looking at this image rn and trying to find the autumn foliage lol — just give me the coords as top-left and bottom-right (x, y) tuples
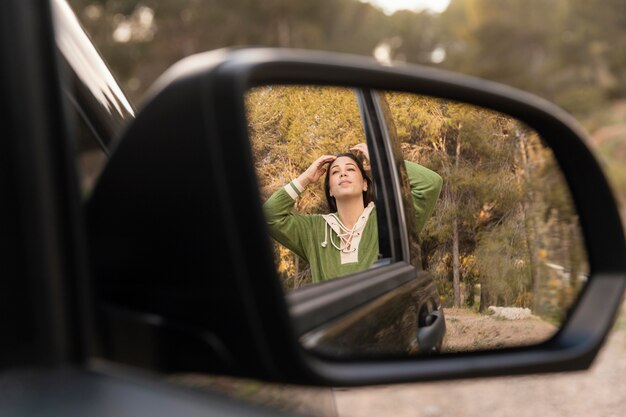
(247, 86), (586, 321)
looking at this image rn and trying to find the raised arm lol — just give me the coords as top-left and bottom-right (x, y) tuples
(263, 155), (336, 261)
(404, 160), (443, 234)
(351, 143), (441, 234)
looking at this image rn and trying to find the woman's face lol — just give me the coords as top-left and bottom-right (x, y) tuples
(328, 156), (366, 202)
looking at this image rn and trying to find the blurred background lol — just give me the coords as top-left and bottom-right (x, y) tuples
(69, 0), (626, 215)
(67, 0), (626, 415)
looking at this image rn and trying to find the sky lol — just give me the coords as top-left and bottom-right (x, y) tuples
(361, 0), (451, 14)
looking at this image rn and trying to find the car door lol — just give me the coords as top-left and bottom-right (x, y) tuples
(286, 87), (445, 357)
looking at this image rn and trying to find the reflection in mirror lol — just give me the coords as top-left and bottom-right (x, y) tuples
(246, 85), (588, 357)
(246, 86), (423, 290)
(383, 91), (588, 352)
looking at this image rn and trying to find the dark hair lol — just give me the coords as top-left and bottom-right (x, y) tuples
(324, 152), (374, 212)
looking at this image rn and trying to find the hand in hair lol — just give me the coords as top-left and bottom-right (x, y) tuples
(350, 143), (370, 171)
(297, 155), (336, 187)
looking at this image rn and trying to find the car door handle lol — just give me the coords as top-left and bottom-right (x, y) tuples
(418, 311), (446, 353)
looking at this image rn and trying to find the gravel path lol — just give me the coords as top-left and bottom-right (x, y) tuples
(335, 308), (626, 417)
(442, 308), (557, 352)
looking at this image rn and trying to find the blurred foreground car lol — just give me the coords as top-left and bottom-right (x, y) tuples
(1, 0), (625, 416)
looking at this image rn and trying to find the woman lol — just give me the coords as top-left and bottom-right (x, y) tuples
(263, 143), (442, 283)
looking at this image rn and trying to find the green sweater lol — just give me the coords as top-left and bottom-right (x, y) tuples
(263, 161), (442, 283)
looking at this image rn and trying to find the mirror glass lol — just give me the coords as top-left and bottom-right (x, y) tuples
(246, 85), (588, 356)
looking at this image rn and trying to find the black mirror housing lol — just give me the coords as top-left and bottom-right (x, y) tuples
(86, 48), (626, 386)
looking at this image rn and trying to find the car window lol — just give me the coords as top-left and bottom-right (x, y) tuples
(54, 0), (135, 196)
(373, 91), (443, 271)
(246, 85), (394, 290)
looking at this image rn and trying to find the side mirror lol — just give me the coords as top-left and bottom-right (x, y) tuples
(86, 48), (626, 386)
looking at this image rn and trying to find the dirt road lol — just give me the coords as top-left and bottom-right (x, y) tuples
(442, 307), (557, 352)
(335, 305), (626, 417)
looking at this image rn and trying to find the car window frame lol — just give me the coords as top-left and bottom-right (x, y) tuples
(370, 89), (426, 270)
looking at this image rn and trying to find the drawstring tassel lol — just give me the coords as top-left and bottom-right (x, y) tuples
(321, 215), (362, 253)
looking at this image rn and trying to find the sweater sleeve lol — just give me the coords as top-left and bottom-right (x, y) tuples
(404, 160), (443, 234)
(262, 180), (312, 261)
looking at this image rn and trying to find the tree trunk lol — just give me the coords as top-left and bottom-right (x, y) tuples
(479, 283), (489, 313)
(452, 134), (462, 308)
(518, 133), (542, 311)
(569, 221), (585, 292)
(452, 218), (461, 307)
(521, 200), (542, 308)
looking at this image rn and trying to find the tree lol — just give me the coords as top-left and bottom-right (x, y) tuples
(385, 91), (585, 318)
